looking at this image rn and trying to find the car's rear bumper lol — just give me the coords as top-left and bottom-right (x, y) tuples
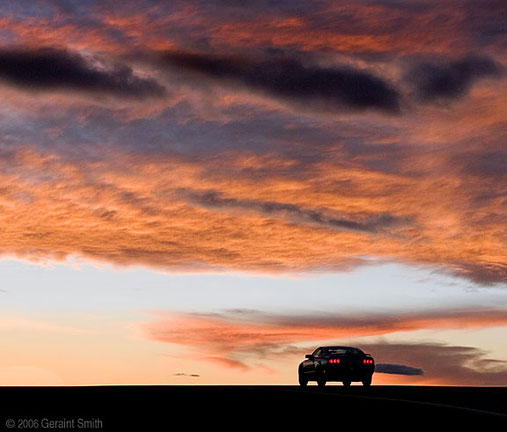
(321, 365), (374, 381)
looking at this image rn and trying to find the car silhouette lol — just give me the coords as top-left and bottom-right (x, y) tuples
(298, 346), (374, 387)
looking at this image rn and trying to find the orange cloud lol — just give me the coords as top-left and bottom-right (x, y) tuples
(1, 1), (502, 60)
(140, 308), (507, 362)
(0, 2), (503, 285)
(0, 136), (504, 285)
(205, 356), (250, 371)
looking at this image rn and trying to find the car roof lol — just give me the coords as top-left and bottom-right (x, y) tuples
(319, 346), (358, 350)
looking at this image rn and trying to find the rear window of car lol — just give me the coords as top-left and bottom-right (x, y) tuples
(325, 348), (362, 355)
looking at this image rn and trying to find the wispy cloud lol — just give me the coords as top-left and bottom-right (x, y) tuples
(177, 187), (412, 235)
(204, 356), (250, 371)
(375, 363), (424, 376)
(0, 144), (503, 284)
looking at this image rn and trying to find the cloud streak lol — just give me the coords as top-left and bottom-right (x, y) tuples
(161, 50), (401, 113)
(375, 363), (424, 376)
(0, 47), (166, 99)
(177, 188), (412, 235)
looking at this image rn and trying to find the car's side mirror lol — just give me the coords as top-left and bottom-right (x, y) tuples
(305, 354), (313, 359)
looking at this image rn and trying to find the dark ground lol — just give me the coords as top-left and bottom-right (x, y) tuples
(0, 385), (506, 430)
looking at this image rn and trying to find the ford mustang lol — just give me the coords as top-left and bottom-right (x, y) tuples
(298, 346), (374, 387)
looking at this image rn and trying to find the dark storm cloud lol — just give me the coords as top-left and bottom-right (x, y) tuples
(406, 54), (504, 102)
(0, 47), (166, 99)
(160, 51), (401, 113)
(177, 188), (411, 234)
(375, 363), (424, 375)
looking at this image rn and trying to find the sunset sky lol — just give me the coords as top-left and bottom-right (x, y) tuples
(0, 0), (506, 386)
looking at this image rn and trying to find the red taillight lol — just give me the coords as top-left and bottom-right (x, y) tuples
(363, 359), (373, 364)
(329, 359), (340, 364)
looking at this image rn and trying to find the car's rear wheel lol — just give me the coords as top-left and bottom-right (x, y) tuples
(362, 376), (372, 387)
(342, 380), (351, 388)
